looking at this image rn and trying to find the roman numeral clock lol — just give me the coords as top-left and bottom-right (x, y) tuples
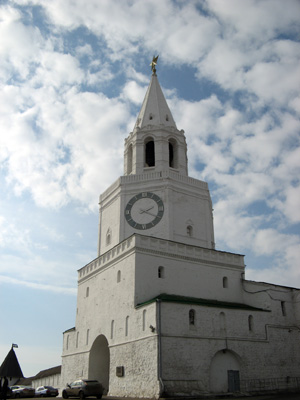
(124, 192), (164, 230)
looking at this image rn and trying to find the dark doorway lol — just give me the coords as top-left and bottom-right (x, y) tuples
(228, 370), (240, 392)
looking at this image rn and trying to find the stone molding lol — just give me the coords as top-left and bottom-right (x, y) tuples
(78, 234), (244, 283)
(100, 170), (208, 202)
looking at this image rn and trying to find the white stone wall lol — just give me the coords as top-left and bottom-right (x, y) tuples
(109, 336), (160, 398)
(31, 374), (61, 390)
(134, 237), (244, 306)
(159, 300), (300, 396)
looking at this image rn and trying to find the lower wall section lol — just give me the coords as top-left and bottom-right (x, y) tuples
(109, 336), (160, 398)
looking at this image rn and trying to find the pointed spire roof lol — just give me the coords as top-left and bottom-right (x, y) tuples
(135, 73), (177, 130)
(0, 348), (24, 378)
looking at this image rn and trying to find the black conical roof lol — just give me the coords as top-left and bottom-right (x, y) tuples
(0, 348), (24, 378)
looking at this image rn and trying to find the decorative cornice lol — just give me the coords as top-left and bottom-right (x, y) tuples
(78, 234), (244, 283)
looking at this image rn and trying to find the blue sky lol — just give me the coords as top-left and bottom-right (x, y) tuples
(1, 0), (300, 378)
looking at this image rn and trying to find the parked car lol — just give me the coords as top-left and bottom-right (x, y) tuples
(10, 386), (35, 398)
(35, 386), (58, 397)
(62, 379), (103, 399)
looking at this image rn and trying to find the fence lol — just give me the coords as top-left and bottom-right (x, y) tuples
(240, 376), (300, 394)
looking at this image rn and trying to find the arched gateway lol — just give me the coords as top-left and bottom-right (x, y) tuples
(88, 335), (110, 394)
(210, 349), (241, 393)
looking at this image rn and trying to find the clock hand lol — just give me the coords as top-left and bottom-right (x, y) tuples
(139, 206), (154, 214)
(141, 210), (157, 217)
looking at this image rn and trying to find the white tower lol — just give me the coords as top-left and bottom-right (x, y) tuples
(97, 70), (215, 256)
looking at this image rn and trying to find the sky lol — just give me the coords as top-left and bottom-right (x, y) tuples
(0, 0), (300, 378)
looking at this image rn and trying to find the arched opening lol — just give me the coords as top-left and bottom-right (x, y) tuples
(117, 270), (121, 283)
(126, 144), (133, 175)
(187, 225), (193, 237)
(111, 320), (114, 339)
(210, 350), (241, 393)
(168, 139), (178, 168)
(145, 138), (155, 167)
(189, 309), (195, 325)
(89, 335), (110, 394)
(106, 228), (111, 246)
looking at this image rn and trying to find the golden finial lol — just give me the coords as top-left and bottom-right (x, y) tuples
(150, 55), (159, 75)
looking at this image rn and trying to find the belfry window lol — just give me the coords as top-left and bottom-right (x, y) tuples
(168, 139), (178, 168)
(127, 144), (133, 175)
(145, 138), (155, 167)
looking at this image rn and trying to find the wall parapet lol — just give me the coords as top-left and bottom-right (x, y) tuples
(100, 171), (208, 202)
(78, 234), (244, 282)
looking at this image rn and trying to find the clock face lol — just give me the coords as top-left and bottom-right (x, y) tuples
(125, 192), (164, 230)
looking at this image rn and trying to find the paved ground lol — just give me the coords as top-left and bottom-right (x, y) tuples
(102, 395), (300, 400)
(51, 394), (300, 400)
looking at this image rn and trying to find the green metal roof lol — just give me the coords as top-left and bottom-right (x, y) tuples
(136, 293), (269, 312)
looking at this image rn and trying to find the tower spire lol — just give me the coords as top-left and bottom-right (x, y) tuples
(134, 57), (176, 130)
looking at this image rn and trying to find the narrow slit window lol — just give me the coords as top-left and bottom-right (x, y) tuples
(143, 310), (147, 331)
(223, 277), (228, 288)
(117, 270), (121, 283)
(125, 316), (129, 336)
(189, 309), (195, 325)
(281, 301), (286, 316)
(111, 320), (114, 339)
(248, 315), (254, 331)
